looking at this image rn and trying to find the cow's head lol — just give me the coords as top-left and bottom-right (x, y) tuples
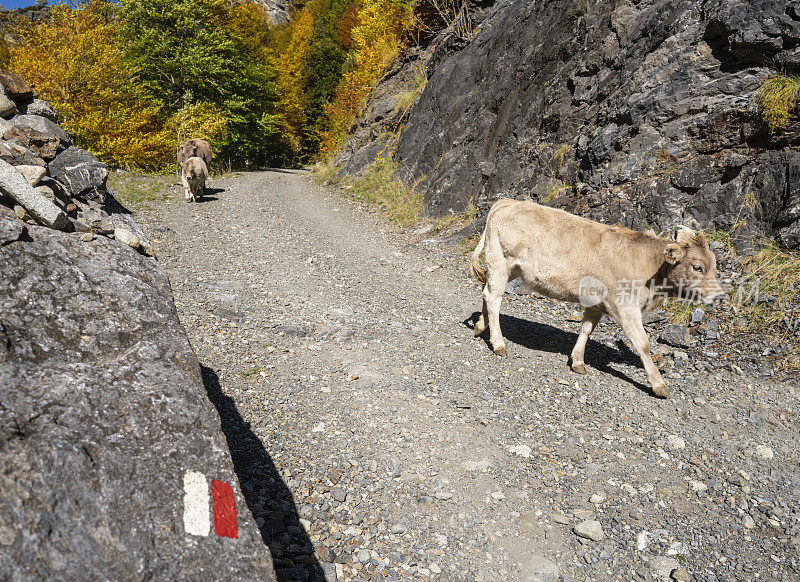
(663, 228), (725, 304)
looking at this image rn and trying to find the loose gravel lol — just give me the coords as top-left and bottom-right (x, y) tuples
(132, 170), (800, 582)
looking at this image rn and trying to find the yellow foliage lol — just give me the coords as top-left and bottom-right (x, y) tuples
(320, 0), (412, 154)
(274, 5), (316, 155)
(8, 0), (172, 169)
(169, 102), (229, 150)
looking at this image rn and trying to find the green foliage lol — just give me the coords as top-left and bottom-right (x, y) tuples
(757, 73), (800, 133)
(120, 0), (290, 167)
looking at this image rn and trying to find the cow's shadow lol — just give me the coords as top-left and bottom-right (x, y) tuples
(201, 365), (323, 582)
(466, 312), (653, 395)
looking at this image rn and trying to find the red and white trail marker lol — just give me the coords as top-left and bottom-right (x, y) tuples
(183, 471), (239, 539)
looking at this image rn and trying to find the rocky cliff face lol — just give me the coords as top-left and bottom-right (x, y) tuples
(338, 0), (800, 251)
(0, 75), (276, 580)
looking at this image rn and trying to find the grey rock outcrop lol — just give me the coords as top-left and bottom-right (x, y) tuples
(337, 0), (800, 250)
(0, 213), (277, 581)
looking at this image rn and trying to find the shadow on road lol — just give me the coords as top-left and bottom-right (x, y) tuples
(466, 311), (653, 395)
(201, 365), (324, 582)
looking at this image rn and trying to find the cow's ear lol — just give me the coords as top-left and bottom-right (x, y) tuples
(693, 231), (707, 246)
(664, 243), (686, 265)
(676, 227), (696, 243)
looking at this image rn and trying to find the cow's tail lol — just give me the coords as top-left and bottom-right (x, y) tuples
(470, 225), (488, 286)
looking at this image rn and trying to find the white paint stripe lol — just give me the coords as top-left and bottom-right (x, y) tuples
(183, 470), (210, 537)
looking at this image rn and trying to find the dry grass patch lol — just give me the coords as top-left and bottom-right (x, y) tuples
(108, 171), (175, 208)
(342, 156), (422, 226)
(757, 73), (800, 133)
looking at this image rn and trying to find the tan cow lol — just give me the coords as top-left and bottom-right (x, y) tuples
(177, 138), (212, 176)
(471, 199), (724, 398)
(181, 156), (208, 203)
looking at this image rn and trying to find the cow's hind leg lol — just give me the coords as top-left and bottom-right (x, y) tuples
(617, 308), (669, 398)
(484, 268), (509, 355)
(570, 306), (603, 374)
(474, 295), (489, 337)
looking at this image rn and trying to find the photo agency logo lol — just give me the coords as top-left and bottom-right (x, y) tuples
(578, 276), (608, 307)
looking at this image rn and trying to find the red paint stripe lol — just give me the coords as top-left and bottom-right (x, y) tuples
(211, 480), (238, 539)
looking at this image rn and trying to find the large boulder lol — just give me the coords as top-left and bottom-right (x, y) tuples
(0, 69), (34, 102)
(0, 213), (277, 581)
(48, 146), (108, 201)
(21, 99), (57, 122)
(4, 125), (61, 161)
(0, 140), (45, 167)
(0, 84), (17, 118)
(12, 114), (70, 149)
(0, 159), (67, 230)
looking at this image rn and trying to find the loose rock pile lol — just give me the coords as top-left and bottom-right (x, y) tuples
(0, 69), (149, 253)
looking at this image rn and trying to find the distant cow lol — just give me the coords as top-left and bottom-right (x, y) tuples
(177, 138), (212, 175)
(181, 156), (208, 203)
(471, 199), (724, 398)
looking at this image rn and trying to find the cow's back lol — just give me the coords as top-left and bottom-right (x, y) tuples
(177, 139), (212, 169)
(485, 200), (664, 302)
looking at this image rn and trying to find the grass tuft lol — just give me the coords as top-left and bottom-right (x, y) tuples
(108, 171), (174, 208)
(757, 73), (800, 133)
(341, 155), (422, 226)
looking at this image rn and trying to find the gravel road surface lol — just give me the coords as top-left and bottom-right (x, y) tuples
(133, 170), (800, 582)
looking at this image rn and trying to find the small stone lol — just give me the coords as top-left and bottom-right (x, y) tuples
(767, 518), (782, 529)
(79, 232), (94, 242)
(659, 325), (690, 348)
(742, 515), (755, 529)
(671, 567), (691, 582)
(15, 164), (47, 186)
(330, 488), (347, 503)
(754, 445), (774, 460)
(523, 554), (559, 582)
(434, 491), (453, 500)
(666, 435), (685, 450)
(649, 556), (681, 581)
(321, 562), (338, 582)
(509, 444), (532, 458)
(573, 520), (604, 542)
(13, 204), (30, 220)
(390, 524), (406, 534)
(688, 479), (708, 492)
(551, 513), (570, 525)
(690, 308), (705, 324)
(66, 203), (77, 213)
(636, 530), (655, 551)
(589, 492), (606, 504)
(114, 226), (140, 249)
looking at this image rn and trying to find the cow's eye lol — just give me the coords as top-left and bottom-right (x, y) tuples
(693, 264), (704, 273)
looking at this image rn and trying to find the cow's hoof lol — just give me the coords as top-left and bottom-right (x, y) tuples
(652, 382), (670, 398)
(493, 345), (507, 356)
(571, 362), (586, 374)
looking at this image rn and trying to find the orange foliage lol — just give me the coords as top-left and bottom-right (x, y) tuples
(274, 5), (317, 154)
(320, 0), (412, 154)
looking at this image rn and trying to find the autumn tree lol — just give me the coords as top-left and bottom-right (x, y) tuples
(9, 0), (172, 168)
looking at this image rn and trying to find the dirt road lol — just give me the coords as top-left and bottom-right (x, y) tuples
(133, 170), (799, 582)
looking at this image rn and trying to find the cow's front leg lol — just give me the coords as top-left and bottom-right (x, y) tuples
(570, 306), (603, 374)
(617, 308), (669, 398)
(483, 269), (509, 355)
